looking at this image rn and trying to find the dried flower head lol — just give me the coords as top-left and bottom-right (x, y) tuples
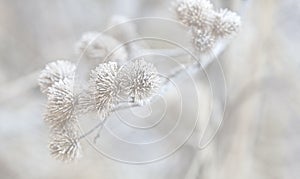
(212, 8), (241, 38)
(49, 128), (81, 162)
(89, 62), (121, 117)
(192, 28), (216, 53)
(44, 79), (77, 129)
(120, 59), (160, 103)
(173, 0), (215, 29)
(76, 32), (128, 63)
(39, 60), (76, 94)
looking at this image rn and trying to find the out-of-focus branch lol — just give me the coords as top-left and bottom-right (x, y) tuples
(0, 71), (40, 104)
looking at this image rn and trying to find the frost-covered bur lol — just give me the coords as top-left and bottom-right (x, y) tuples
(76, 32), (128, 64)
(87, 62), (121, 117)
(79, 60), (160, 114)
(212, 8), (241, 38)
(173, 0), (241, 53)
(49, 128), (81, 162)
(39, 60), (82, 162)
(120, 59), (160, 104)
(174, 0), (214, 29)
(45, 79), (82, 162)
(38, 60), (76, 94)
(44, 79), (77, 130)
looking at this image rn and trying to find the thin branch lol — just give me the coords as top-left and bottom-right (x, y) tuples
(76, 36), (231, 139)
(78, 102), (141, 140)
(93, 124), (104, 144)
(78, 117), (107, 140)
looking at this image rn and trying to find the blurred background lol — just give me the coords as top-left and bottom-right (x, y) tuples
(0, 0), (300, 178)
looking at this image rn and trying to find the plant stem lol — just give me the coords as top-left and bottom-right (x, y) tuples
(77, 44), (226, 140)
(78, 118), (107, 140)
(78, 102), (141, 140)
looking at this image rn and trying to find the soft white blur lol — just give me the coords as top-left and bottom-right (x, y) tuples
(0, 0), (300, 178)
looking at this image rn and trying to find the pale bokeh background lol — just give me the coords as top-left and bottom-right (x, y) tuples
(0, 0), (300, 178)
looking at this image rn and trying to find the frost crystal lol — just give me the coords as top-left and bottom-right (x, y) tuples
(44, 79), (77, 130)
(89, 62), (121, 117)
(38, 60), (76, 94)
(174, 0), (215, 29)
(49, 128), (81, 162)
(120, 59), (160, 103)
(212, 8), (241, 38)
(76, 32), (128, 63)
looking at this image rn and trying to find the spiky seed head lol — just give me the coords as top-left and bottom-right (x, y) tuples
(44, 79), (77, 130)
(89, 62), (121, 117)
(48, 128), (81, 162)
(212, 8), (241, 38)
(120, 59), (160, 103)
(76, 32), (128, 64)
(173, 0), (215, 29)
(192, 28), (216, 53)
(39, 60), (76, 94)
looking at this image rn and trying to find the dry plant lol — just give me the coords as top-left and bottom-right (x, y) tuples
(38, 0), (241, 162)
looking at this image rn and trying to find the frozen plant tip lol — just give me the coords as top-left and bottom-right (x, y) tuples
(76, 32), (128, 64)
(49, 129), (81, 162)
(89, 62), (121, 117)
(120, 59), (160, 104)
(44, 79), (77, 130)
(212, 8), (241, 38)
(174, 0), (215, 29)
(173, 0), (241, 53)
(38, 60), (76, 94)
